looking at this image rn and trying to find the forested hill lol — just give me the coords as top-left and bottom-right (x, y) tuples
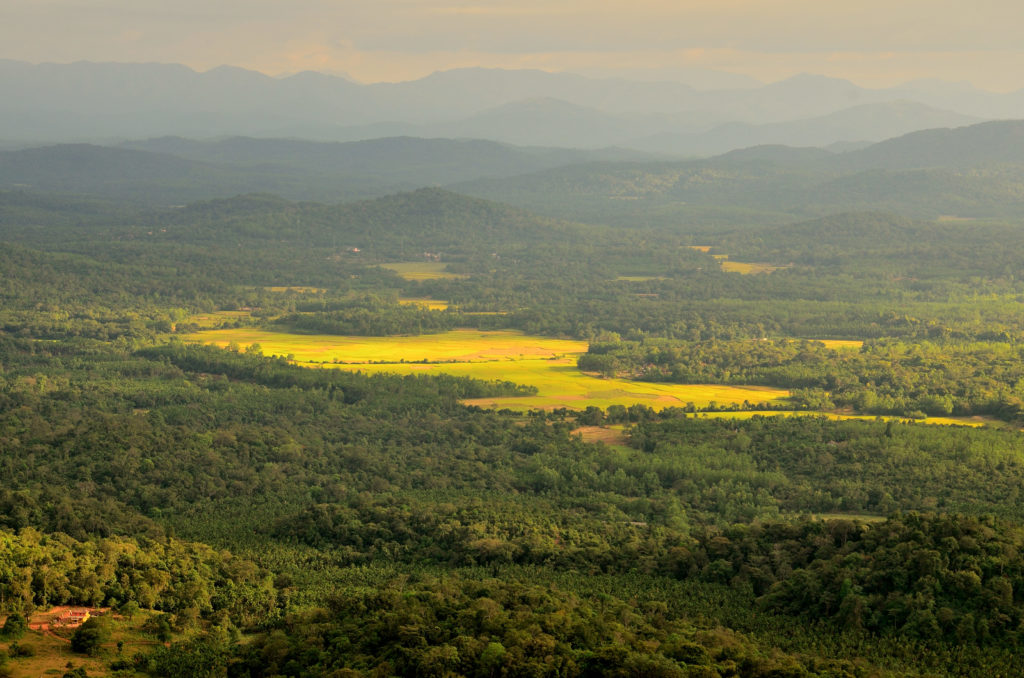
(839, 119), (1024, 170)
(150, 187), (581, 254)
(121, 135), (649, 182)
(719, 212), (1024, 277)
(455, 118), (1024, 226)
(0, 137), (653, 206)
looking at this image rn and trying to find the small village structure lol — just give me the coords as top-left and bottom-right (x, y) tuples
(53, 609), (91, 627)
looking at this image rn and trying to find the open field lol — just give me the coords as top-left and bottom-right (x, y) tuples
(335, 358), (789, 411)
(183, 328), (587, 364)
(398, 297), (450, 310)
(693, 410), (987, 427)
(721, 260), (787, 274)
(183, 328), (979, 422)
(184, 328), (790, 411)
(264, 285), (326, 293)
(616, 275), (667, 282)
(812, 513), (888, 523)
(756, 338), (863, 350)
(813, 339), (863, 350)
(379, 262), (469, 280)
(186, 310), (254, 328)
(695, 248), (787, 275)
(571, 425), (629, 446)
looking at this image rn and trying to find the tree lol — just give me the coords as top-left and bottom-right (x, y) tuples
(70, 617), (110, 656)
(119, 600), (139, 622)
(0, 613), (28, 639)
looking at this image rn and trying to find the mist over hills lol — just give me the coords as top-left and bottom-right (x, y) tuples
(5, 117), (1024, 225)
(454, 119), (1024, 226)
(0, 137), (651, 204)
(2, 60), (1022, 154)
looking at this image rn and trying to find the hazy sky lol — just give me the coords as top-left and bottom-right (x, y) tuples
(4, 0), (1024, 90)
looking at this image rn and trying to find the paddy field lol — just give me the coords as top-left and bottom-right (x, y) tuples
(182, 327), (983, 425)
(183, 327), (790, 412)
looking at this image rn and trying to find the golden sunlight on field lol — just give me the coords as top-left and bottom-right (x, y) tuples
(184, 328), (790, 411)
(380, 262), (469, 280)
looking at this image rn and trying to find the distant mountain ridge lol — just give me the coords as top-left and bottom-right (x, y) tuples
(1, 60), (1022, 153)
(0, 136), (653, 205)
(454, 118), (1024, 224)
(6, 119), (1024, 221)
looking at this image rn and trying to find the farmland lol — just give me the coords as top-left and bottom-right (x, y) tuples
(379, 261), (468, 280)
(183, 327), (791, 411)
(183, 327), (586, 364)
(398, 297), (450, 310)
(720, 259), (787, 274)
(183, 328), (986, 422)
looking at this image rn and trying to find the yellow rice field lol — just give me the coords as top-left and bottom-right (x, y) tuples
(693, 410), (986, 428)
(347, 358), (789, 412)
(720, 260), (787, 275)
(182, 327), (991, 424)
(379, 262), (469, 280)
(184, 328), (586, 363)
(398, 297), (450, 311)
(183, 328), (791, 412)
(811, 339), (863, 350)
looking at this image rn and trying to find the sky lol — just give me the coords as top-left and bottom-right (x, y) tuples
(4, 0), (1024, 91)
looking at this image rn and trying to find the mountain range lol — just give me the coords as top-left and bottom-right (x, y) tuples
(3, 60), (1023, 153)
(5, 119), (1024, 225)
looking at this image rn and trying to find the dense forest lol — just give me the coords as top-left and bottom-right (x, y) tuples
(5, 127), (1024, 676)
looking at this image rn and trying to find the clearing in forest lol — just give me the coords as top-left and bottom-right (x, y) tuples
(0, 608), (169, 678)
(398, 297), (450, 310)
(264, 286), (326, 293)
(187, 310), (253, 328)
(186, 328), (585, 363)
(812, 339), (863, 350)
(693, 410), (986, 427)
(720, 260), (787, 274)
(379, 262), (469, 280)
(184, 328), (791, 412)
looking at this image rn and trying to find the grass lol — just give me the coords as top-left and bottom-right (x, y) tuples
(264, 285), (326, 293)
(572, 425), (629, 447)
(616, 276), (667, 282)
(721, 260), (787, 275)
(183, 328), (983, 425)
(398, 297), (450, 311)
(186, 310), (253, 329)
(694, 410), (986, 427)
(183, 328), (790, 412)
(691, 248), (786, 275)
(379, 262), (469, 280)
(183, 328), (586, 364)
(335, 359), (789, 412)
(812, 339), (863, 350)
(811, 512), (888, 523)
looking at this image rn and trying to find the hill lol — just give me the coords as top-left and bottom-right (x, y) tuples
(0, 138), (652, 206)
(455, 118), (1024, 224)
